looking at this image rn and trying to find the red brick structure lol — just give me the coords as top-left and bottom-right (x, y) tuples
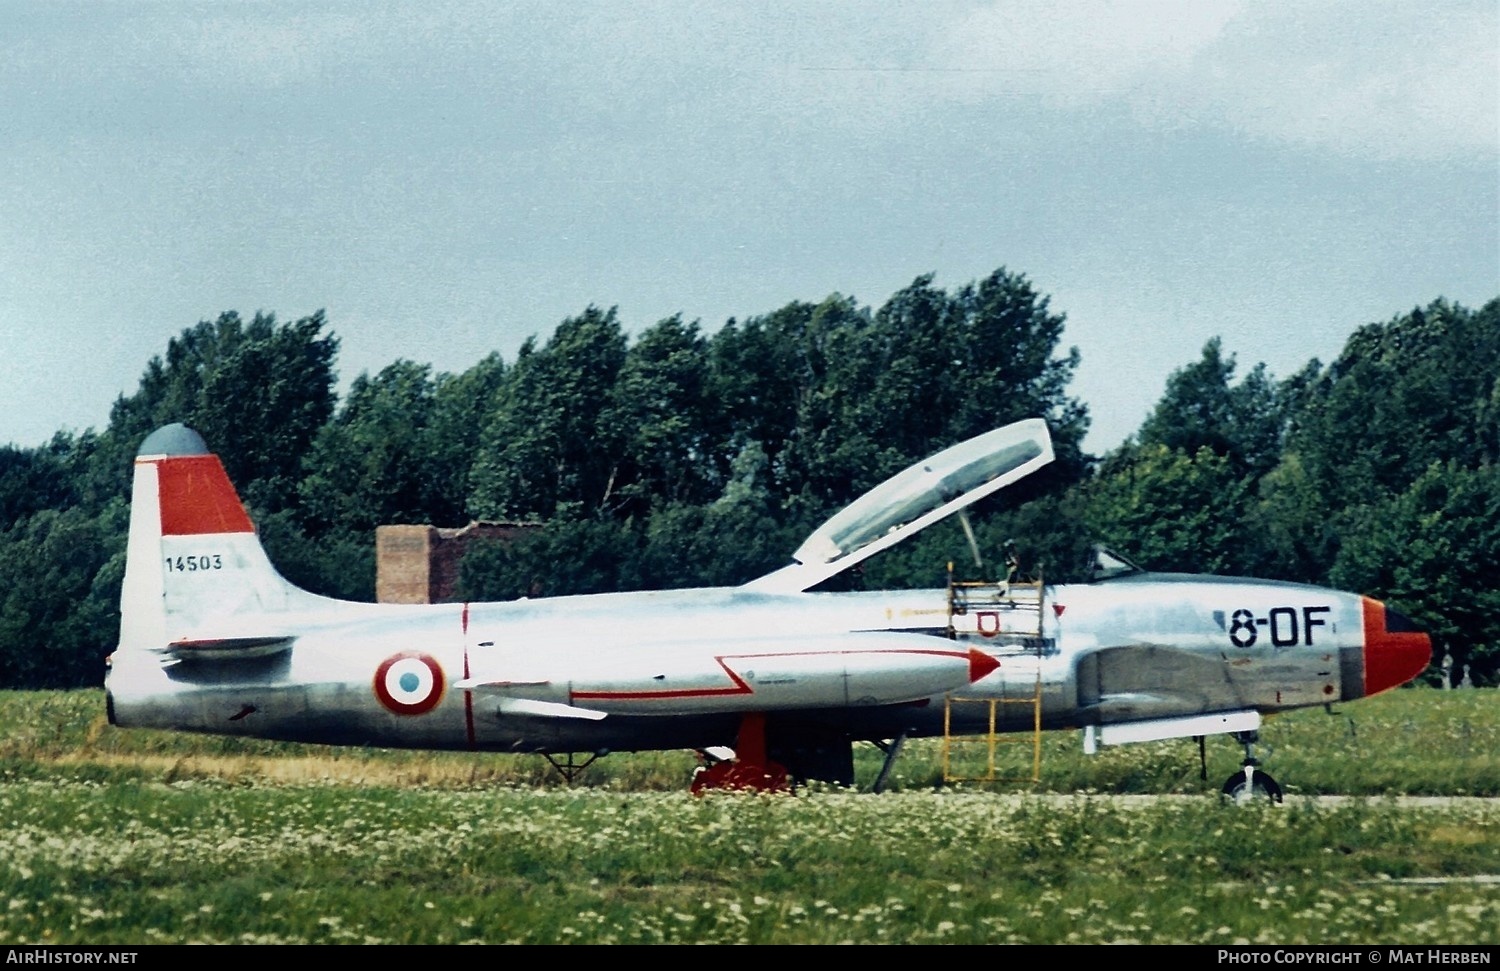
(375, 522), (541, 604)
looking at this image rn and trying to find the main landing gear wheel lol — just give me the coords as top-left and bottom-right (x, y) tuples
(1221, 765), (1283, 804)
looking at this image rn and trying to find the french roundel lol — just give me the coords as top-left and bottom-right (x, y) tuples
(374, 653), (445, 715)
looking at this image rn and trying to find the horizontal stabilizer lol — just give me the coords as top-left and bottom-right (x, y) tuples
(164, 635), (294, 662)
(492, 697), (609, 721)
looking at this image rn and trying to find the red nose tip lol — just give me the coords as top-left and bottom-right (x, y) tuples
(1361, 597), (1432, 696)
(967, 647), (1000, 683)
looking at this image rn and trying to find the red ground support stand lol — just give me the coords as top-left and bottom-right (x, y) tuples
(689, 712), (792, 794)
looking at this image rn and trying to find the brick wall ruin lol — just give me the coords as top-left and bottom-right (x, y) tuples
(375, 522), (541, 604)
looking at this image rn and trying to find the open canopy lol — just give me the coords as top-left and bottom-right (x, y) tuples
(745, 418), (1055, 593)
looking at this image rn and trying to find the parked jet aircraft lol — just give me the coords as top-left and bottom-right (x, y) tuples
(105, 419), (1432, 800)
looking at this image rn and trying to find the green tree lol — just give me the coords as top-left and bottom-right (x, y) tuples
(778, 272), (1091, 517)
(1244, 451), (1334, 584)
(856, 273), (957, 466)
(1138, 337), (1286, 479)
(712, 294), (876, 510)
(1290, 299), (1500, 514)
(0, 435), (79, 527)
(0, 502), (126, 687)
(459, 516), (639, 600)
(468, 307), (629, 520)
(298, 360), (440, 533)
(103, 310), (339, 513)
(945, 268), (1090, 484)
(776, 294), (887, 512)
(597, 316), (717, 513)
(1079, 443), (1254, 575)
(255, 509), (375, 602)
(426, 353), (507, 527)
(707, 304), (820, 496)
(1331, 461), (1500, 686)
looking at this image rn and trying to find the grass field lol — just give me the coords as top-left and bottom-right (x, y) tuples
(2, 687), (1497, 944)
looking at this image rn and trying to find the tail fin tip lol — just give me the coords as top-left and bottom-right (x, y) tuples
(138, 424), (255, 536)
(138, 423), (209, 459)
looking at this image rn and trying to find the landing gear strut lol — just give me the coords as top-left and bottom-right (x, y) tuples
(871, 735), (907, 794)
(543, 751), (602, 784)
(1220, 730), (1282, 804)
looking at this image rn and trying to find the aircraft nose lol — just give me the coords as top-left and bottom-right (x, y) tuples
(1360, 597), (1432, 696)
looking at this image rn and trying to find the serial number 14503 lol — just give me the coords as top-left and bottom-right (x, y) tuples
(164, 554), (224, 572)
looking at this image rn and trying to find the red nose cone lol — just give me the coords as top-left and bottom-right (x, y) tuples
(1362, 597), (1432, 696)
(967, 647), (1000, 683)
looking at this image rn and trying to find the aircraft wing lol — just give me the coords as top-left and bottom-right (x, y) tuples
(745, 418), (1054, 593)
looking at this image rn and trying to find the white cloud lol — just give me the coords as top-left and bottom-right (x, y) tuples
(43, 2), (1487, 162)
(920, 1), (1498, 161)
(927, 0), (1240, 104)
(163, 9), (375, 88)
(806, 0), (1497, 161)
(1196, 5), (1499, 160)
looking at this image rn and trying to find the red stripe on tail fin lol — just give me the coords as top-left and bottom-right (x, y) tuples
(155, 455), (255, 536)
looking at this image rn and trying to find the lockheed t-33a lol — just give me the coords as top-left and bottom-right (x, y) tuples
(105, 419), (1431, 800)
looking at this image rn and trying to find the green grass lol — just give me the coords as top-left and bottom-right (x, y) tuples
(6, 686), (1498, 796)
(1, 687), (1497, 944)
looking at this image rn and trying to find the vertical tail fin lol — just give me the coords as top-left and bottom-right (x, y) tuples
(118, 424), (319, 652)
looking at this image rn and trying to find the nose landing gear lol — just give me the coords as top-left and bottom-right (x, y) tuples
(1220, 730), (1283, 804)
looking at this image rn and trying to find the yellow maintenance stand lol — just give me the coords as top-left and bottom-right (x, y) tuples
(942, 559), (1047, 784)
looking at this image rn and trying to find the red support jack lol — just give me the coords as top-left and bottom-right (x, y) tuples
(690, 712), (792, 794)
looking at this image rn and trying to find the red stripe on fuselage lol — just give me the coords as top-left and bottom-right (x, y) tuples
(571, 655), (753, 701)
(569, 647), (974, 702)
(462, 603), (476, 749)
(152, 455), (255, 535)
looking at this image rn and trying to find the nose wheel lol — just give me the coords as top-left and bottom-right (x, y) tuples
(1220, 731), (1282, 804)
(1221, 764), (1282, 804)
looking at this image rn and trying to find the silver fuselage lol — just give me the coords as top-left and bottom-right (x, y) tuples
(106, 572), (1376, 756)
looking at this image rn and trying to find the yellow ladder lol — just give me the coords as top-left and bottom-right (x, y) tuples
(941, 563), (1046, 784)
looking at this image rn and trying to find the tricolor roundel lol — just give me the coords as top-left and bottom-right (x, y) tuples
(374, 653), (445, 715)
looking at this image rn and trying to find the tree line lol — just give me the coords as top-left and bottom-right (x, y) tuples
(1, 269), (1495, 689)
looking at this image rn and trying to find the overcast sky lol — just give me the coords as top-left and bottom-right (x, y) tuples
(3, 1), (1496, 455)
